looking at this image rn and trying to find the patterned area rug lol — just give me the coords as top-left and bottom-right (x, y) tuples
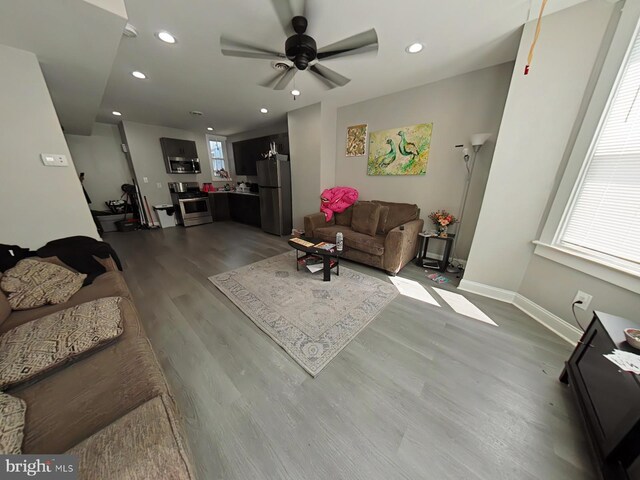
(209, 252), (398, 376)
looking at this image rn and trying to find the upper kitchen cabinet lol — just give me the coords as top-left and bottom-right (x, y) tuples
(232, 132), (288, 176)
(160, 137), (201, 174)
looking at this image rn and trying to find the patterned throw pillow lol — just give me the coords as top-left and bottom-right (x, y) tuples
(0, 393), (26, 454)
(0, 297), (123, 389)
(0, 259), (86, 310)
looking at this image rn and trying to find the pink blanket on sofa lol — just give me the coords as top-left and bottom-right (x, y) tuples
(320, 187), (359, 222)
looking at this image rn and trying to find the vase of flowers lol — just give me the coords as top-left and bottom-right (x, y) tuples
(428, 210), (458, 237)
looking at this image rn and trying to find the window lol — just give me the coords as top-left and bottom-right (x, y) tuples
(556, 25), (640, 272)
(207, 135), (230, 179)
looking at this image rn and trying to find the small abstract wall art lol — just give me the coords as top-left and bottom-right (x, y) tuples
(346, 124), (368, 157)
(367, 123), (433, 176)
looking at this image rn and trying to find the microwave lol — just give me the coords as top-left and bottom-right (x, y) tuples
(167, 157), (201, 174)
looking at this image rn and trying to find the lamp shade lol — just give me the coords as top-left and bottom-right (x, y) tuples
(470, 133), (491, 148)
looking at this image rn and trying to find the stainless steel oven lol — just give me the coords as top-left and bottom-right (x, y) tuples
(178, 197), (211, 227)
(168, 182), (212, 227)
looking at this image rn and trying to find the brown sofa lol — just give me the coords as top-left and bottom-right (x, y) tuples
(304, 200), (424, 275)
(0, 257), (195, 479)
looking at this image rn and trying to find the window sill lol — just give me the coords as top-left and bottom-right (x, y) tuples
(533, 241), (640, 294)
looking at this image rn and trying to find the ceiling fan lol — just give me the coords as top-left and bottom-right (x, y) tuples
(220, 0), (378, 90)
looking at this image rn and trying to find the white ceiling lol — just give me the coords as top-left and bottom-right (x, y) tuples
(0, 0), (588, 136)
(0, 0), (127, 135)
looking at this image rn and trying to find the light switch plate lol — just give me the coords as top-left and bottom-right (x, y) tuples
(40, 153), (68, 167)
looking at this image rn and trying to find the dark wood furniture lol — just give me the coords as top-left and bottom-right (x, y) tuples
(415, 232), (455, 272)
(288, 237), (345, 282)
(232, 132), (289, 175)
(208, 192), (260, 227)
(560, 311), (640, 480)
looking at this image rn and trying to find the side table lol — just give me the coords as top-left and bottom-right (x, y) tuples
(415, 232), (455, 272)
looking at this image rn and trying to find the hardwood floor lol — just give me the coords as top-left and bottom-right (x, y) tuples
(105, 222), (594, 480)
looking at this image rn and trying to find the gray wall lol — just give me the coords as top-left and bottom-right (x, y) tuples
(463, 1), (614, 291)
(288, 103), (322, 229)
(0, 45), (99, 249)
(65, 122), (133, 211)
(120, 121), (214, 209)
(334, 63), (513, 260)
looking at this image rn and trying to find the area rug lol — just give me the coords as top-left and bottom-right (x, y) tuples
(209, 252), (397, 376)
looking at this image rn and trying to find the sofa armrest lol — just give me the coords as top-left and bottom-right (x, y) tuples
(383, 219), (424, 274)
(94, 255), (119, 272)
(304, 212), (334, 237)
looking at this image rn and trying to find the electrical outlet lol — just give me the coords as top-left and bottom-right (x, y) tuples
(156, 182), (162, 189)
(143, 177), (149, 183)
(40, 153), (68, 167)
(573, 290), (593, 311)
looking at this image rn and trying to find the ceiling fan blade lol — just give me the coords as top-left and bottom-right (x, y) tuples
(220, 37), (285, 60)
(221, 49), (284, 60)
(260, 70), (288, 88)
(309, 63), (350, 87)
(270, 0), (295, 35)
(317, 29), (379, 60)
(274, 68), (298, 90)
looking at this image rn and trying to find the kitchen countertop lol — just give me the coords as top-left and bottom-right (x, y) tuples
(208, 191), (259, 197)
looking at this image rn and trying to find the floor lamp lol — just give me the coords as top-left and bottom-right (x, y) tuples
(448, 133), (491, 272)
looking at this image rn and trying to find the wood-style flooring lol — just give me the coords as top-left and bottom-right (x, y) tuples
(105, 222), (594, 480)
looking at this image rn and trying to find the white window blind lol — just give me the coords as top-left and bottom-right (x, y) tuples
(559, 26), (640, 267)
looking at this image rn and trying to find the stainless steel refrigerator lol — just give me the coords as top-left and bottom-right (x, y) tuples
(257, 155), (292, 236)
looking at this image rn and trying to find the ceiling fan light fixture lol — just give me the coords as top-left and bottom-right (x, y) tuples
(260, 108), (269, 114)
(406, 42), (424, 54)
(157, 31), (177, 44)
(112, 111), (122, 116)
(207, 127), (214, 131)
(131, 71), (147, 79)
(291, 89), (300, 96)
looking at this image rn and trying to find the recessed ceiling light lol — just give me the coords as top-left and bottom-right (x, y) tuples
(157, 31), (177, 44)
(207, 127), (214, 131)
(406, 42), (424, 54)
(291, 89), (300, 96)
(260, 108), (268, 114)
(131, 71), (147, 79)
(112, 111), (122, 116)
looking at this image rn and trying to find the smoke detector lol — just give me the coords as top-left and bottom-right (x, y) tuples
(123, 23), (138, 38)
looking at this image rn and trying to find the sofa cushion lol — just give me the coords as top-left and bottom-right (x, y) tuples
(0, 392), (26, 454)
(334, 207), (353, 226)
(11, 301), (154, 454)
(1, 259), (86, 310)
(376, 206), (390, 235)
(0, 297), (124, 390)
(351, 202), (381, 237)
(0, 271), (133, 333)
(315, 226), (385, 256)
(372, 200), (419, 233)
(67, 395), (194, 480)
(0, 285), (10, 327)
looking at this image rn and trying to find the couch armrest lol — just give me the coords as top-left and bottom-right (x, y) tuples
(304, 212), (334, 237)
(94, 255), (119, 272)
(383, 219), (424, 274)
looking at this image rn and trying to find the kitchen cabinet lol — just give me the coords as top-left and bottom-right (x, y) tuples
(160, 138), (200, 174)
(208, 193), (260, 228)
(232, 132), (288, 176)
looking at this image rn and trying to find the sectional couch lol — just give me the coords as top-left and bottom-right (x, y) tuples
(0, 255), (195, 479)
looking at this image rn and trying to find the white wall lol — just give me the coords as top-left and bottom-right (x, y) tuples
(334, 63), (513, 260)
(120, 121), (214, 208)
(65, 122), (133, 211)
(0, 45), (99, 249)
(462, 1), (615, 291)
(288, 103), (322, 229)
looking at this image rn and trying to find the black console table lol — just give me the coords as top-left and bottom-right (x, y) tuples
(560, 311), (640, 480)
(415, 232), (455, 272)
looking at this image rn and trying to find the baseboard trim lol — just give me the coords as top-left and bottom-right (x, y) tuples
(458, 279), (516, 303)
(458, 280), (581, 345)
(513, 294), (582, 345)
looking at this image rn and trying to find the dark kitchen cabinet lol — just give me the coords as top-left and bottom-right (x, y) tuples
(229, 193), (261, 228)
(232, 132), (289, 176)
(560, 311), (640, 480)
(208, 193), (231, 221)
(160, 137), (200, 174)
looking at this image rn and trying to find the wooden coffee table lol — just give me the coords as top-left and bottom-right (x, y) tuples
(288, 237), (346, 282)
